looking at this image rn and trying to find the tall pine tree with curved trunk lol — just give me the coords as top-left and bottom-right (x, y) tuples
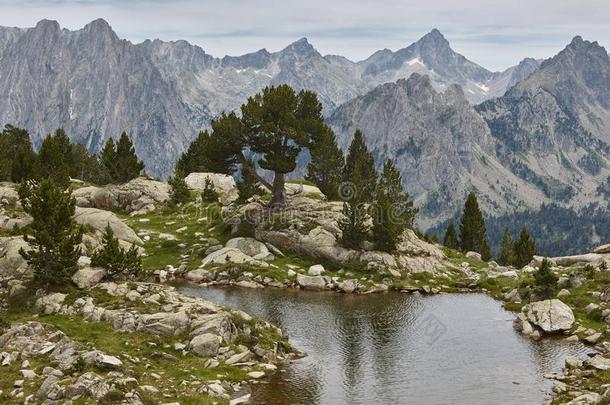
(306, 126), (344, 200)
(459, 192), (491, 260)
(513, 227), (537, 268)
(497, 226), (515, 265)
(18, 179), (83, 286)
(197, 85), (326, 208)
(372, 159), (417, 252)
(343, 129), (377, 202)
(241, 85), (326, 208)
(443, 222), (459, 250)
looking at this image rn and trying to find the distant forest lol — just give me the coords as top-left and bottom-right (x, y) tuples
(430, 204), (610, 257)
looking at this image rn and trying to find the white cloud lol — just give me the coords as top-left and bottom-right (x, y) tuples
(0, 0), (609, 70)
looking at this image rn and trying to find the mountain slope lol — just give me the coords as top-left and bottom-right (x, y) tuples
(477, 36), (610, 210)
(328, 74), (540, 228)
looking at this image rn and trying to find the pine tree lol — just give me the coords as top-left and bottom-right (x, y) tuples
(91, 224), (142, 279)
(372, 159), (417, 252)
(99, 138), (118, 184)
(443, 222), (459, 249)
(459, 192), (490, 259)
(0, 125), (37, 182)
(343, 129), (377, 202)
(513, 227), (537, 268)
(18, 179), (83, 285)
(236, 158), (262, 202)
(189, 86), (327, 207)
(36, 129), (74, 188)
(201, 178), (219, 204)
(114, 132), (144, 183)
(339, 200), (369, 249)
(176, 129), (238, 175)
(533, 258), (557, 298)
(71, 143), (103, 184)
(169, 173), (191, 205)
(306, 126), (344, 200)
(497, 226), (515, 265)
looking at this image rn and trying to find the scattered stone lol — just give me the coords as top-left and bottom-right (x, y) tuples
(585, 355), (610, 370)
(247, 371), (265, 379)
(72, 267), (107, 289)
(465, 251), (482, 260)
(557, 289), (571, 298)
(189, 334), (220, 357)
(296, 274), (326, 290)
(307, 264), (325, 276)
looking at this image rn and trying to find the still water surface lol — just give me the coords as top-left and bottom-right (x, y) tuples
(180, 287), (588, 405)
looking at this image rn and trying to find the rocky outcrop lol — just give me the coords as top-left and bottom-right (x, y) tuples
(224, 195), (453, 276)
(515, 299), (575, 336)
(73, 207), (143, 252)
(184, 172), (238, 204)
(73, 177), (170, 215)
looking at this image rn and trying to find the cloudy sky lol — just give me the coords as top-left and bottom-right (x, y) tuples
(1, 0), (609, 70)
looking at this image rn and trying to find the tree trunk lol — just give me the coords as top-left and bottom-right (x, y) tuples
(269, 172), (286, 208)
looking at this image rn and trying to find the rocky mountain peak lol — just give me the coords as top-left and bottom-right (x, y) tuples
(282, 37), (318, 57)
(416, 28), (450, 49)
(82, 18), (119, 42)
(34, 19), (60, 32)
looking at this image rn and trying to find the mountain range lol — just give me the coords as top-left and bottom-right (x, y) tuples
(0, 18), (609, 254)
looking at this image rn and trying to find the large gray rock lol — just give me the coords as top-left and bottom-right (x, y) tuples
(521, 299), (575, 333)
(73, 178), (170, 214)
(201, 247), (268, 268)
(594, 244), (610, 254)
(0, 236), (32, 279)
(184, 172), (238, 204)
(225, 237), (270, 259)
(73, 207), (143, 248)
(296, 274), (326, 290)
(189, 333), (221, 357)
(72, 267), (107, 289)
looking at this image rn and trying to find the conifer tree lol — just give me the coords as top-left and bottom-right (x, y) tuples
(201, 178), (219, 203)
(306, 126), (344, 200)
(343, 129), (377, 202)
(513, 227), (537, 268)
(91, 224), (142, 278)
(36, 129), (74, 187)
(99, 133), (144, 183)
(533, 258), (557, 298)
(0, 125), (37, 182)
(114, 132), (144, 183)
(339, 200), (369, 249)
(169, 172), (190, 205)
(497, 226), (515, 266)
(372, 159), (417, 252)
(459, 192), (491, 260)
(184, 86), (326, 207)
(71, 143), (103, 184)
(443, 222), (459, 249)
(18, 179), (83, 285)
(99, 138), (118, 184)
(176, 129), (238, 175)
(236, 158), (262, 202)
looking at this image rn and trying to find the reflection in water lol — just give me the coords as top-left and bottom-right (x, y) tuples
(180, 287), (589, 405)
